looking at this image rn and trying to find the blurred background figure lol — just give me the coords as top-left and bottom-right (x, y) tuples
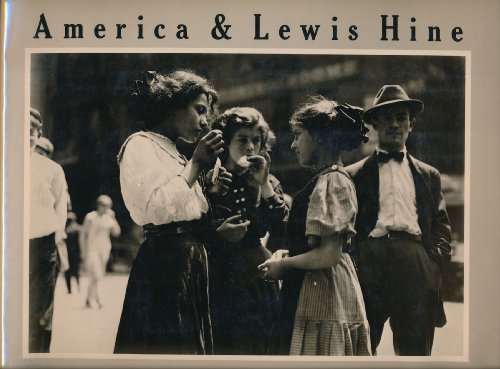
(80, 195), (121, 309)
(34, 136), (54, 158)
(34, 136), (74, 211)
(29, 107), (69, 353)
(64, 211), (82, 294)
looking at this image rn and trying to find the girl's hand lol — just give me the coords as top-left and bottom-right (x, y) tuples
(258, 258), (284, 281)
(247, 152), (271, 186)
(216, 214), (251, 243)
(192, 130), (224, 168)
(258, 250), (289, 280)
(271, 249), (289, 260)
(206, 166), (232, 195)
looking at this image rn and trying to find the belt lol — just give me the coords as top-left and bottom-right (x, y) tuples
(143, 220), (204, 236)
(376, 231), (422, 242)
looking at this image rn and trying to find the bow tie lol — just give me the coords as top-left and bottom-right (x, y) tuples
(377, 151), (405, 163)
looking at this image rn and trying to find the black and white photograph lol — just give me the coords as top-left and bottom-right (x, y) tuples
(26, 51), (467, 359)
(4, 1), (500, 368)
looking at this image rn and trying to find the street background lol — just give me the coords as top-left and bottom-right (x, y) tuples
(30, 54), (465, 277)
(32, 53), (466, 357)
(51, 272), (464, 356)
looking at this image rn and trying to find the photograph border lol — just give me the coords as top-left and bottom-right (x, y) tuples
(23, 47), (470, 365)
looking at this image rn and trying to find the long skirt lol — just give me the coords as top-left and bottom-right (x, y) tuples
(114, 231), (212, 354)
(209, 263), (279, 355)
(274, 254), (371, 356)
(290, 253), (371, 355)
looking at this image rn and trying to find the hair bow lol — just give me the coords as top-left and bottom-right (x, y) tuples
(334, 103), (369, 143)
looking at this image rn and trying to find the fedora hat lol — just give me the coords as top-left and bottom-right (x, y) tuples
(363, 85), (424, 123)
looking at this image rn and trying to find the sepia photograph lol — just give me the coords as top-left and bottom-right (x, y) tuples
(26, 51), (467, 360)
(5, 1), (500, 368)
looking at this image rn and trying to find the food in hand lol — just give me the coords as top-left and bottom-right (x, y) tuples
(236, 155), (251, 169)
(211, 157), (221, 184)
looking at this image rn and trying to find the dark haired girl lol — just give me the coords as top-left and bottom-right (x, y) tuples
(259, 97), (371, 355)
(114, 70), (223, 354)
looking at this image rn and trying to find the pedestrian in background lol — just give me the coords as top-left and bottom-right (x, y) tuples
(80, 195), (121, 308)
(34, 136), (54, 158)
(64, 211), (82, 294)
(29, 107), (69, 352)
(34, 135), (73, 211)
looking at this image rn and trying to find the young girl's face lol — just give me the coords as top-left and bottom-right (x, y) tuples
(226, 126), (263, 167)
(290, 126), (315, 168)
(166, 94), (209, 143)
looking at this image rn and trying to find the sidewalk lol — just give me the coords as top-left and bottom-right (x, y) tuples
(51, 273), (128, 354)
(51, 273), (465, 356)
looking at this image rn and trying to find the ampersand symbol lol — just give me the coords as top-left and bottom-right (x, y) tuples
(211, 14), (232, 40)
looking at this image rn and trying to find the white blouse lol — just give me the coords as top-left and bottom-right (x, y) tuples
(117, 131), (209, 226)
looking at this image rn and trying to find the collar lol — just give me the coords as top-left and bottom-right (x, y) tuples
(375, 146), (409, 166)
(376, 146), (407, 155)
(313, 161), (343, 178)
(117, 131), (187, 165)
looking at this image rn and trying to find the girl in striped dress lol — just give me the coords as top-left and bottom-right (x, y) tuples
(259, 97), (371, 356)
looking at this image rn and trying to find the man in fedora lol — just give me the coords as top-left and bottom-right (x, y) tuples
(346, 85), (452, 355)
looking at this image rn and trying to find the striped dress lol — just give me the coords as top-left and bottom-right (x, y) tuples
(280, 165), (371, 356)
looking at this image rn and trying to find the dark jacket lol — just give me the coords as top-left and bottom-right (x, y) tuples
(345, 152), (452, 271)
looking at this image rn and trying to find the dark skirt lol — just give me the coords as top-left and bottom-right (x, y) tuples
(114, 231), (212, 354)
(208, 245), (279, 355)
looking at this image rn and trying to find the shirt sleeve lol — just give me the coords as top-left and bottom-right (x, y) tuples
(305, 171), (357, 238)
(259, 176), (288, 223)
(52, 164), (68, 242)
(119, 136), (206, 225)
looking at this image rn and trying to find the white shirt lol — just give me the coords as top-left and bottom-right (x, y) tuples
(118, 131), (209, 226)
(30, 151), (68, 240)
(369, 147), (421, 237)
